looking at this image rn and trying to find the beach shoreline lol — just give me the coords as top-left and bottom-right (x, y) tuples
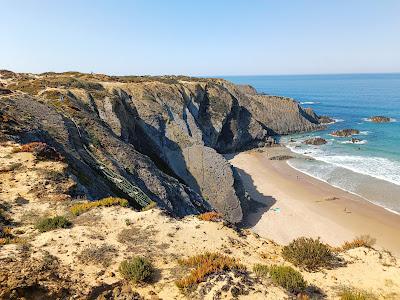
(229, 146), (400, 255)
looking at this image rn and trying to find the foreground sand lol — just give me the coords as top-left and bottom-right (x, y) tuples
(229, 146), (400, 255)
(2, 141), (400, 299)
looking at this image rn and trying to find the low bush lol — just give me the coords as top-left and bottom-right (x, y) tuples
(119, 256), (154, 283)
(78, 244), (116, 267)
(141, 201), (157, 212)
(269, 265), (307, 294)
(282, 237), (334, 271)
(35, 216), (72, 232)
(253, 263), (269, 278)
(338, 235), (376, 252)
(176, 252), (245, 290)
(197, 211), (222, 222)
(338, 286), (377, 300)
(70, 197), (129, 216)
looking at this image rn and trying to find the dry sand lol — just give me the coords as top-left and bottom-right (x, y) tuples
(2, 141), (400, 299)
(229, 147), (400, 255)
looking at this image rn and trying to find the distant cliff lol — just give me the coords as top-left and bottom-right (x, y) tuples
(0, 71), (324, 223)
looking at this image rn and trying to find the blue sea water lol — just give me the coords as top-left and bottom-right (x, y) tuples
(224, 74), (400, 213)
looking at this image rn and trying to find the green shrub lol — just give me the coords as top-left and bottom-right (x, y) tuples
(269, 265), (307, 294)
(338, 286), (377, 300)
(119, 257), (154, 283)
(253, 264), (269, 278)
(35, 216), (72, 232)
(70, 197), (129, 216)
(282, 237), (334, 271)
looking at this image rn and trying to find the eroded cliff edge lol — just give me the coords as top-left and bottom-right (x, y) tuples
(0, 71), (324, 223)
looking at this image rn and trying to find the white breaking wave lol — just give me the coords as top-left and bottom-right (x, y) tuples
(358, 131), (370, 135)
(286, 160), (400, 216)
(300, 101), (320, 105)
(363, 117), (397, 123)
(287, 144), (400, 186)
(340, 140), (367, 144)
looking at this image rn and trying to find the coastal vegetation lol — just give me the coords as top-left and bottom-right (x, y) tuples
(175, 252), (245, 290)
(268, 265), (307, 294)
(282, 237), (334, 271)
(70, 197), (129, 216)
(35, 216), (72, 232)
(119, 256), (154, 283)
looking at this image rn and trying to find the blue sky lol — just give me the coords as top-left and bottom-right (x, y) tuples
(1, 0), (399, 75)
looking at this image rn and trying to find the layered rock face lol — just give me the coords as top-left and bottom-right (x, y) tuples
(0, 71), (324, 223)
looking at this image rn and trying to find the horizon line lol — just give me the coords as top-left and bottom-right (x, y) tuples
(2, 68), (400, 78)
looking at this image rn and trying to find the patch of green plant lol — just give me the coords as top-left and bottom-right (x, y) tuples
(70, 197), (129, 216)
(35, 216), (72, 232)
(253, 263), (269, 278)
(119, 256), (154, 283)
(268, 265), (307, 294)
(282, 237), (334, 271)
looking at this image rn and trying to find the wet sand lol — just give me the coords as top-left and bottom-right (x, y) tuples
(229, 147), (400, 255)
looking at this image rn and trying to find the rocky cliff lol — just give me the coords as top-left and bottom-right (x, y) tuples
(0, 71), (324, 223)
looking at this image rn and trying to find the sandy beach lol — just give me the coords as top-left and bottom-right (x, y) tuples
(229, 146), (400, 255)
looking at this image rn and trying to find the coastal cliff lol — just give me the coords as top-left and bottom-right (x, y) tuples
(0, 71), (323, 223)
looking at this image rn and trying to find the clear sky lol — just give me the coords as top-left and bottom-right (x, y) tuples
(1, 0), (399, 76)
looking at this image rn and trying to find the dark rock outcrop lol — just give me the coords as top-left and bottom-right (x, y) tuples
(331, 129), (360, 137)
(318, 115), (335, 124)
(0, 72), (327, 223)
(370, 116), (391, 123)
(351, 138), (363, 143)
(303, 137), (327, 145)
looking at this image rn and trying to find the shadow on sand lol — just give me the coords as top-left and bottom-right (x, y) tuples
(233, 166), (277, 228)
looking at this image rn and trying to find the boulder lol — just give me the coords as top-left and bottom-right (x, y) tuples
(303, 137), (327, 145)
(331, 129), (360, 137)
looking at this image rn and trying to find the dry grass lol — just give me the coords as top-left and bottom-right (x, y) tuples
(77, 244), (116, 267)
(141, 201), (157, 212)
(337, 235), (376, 252)
(337, 286), (377, 300)
(70, 197), (129, 216)
(176, 252), (245, 290)
(15, 142), (63, 161)
(282, 237), (334, 271)
(35, 216), (72, 232)
(197, 211), (222, 222)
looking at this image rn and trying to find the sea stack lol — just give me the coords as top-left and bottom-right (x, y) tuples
(331, 129), (360, 137)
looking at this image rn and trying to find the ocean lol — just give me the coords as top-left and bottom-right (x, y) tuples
(224, 74), (400, 214)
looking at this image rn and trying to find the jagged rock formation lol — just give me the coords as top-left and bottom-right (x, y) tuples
(0, 71), (325, 223)
(370, 116), (390, 123)
(331, 129), (360, 137)
(304, 137), (327, 145)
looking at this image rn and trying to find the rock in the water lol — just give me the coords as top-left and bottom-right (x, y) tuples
(269, 155), (294, 160)
(331, 129), (360, 137)
(351, 138), (362, 143)
(370, 116), (391, 123)
(318, 115), (335, 124)
(303, 137), (327, 145)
